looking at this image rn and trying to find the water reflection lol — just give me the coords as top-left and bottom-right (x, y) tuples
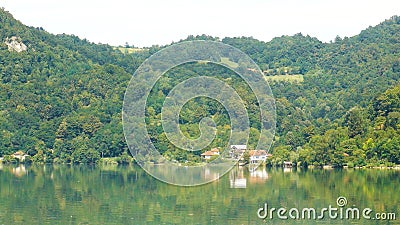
(229, 166), (271, 187)
(249, 167), (269, 184)
(229, 166), (247, 188)
(0, 164), (398, 225)
(11, 164), (27, 177)
(283, 167), (292, 173)
(141, 163), (228, 185)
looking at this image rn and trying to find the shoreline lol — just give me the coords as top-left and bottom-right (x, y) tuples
(1, 158), (400, 170)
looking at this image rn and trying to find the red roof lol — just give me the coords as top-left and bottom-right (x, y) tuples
(201, 151), (215, 156)
(249, 150), (268, 157)
(201, 149), (219, 156)
(210, 148), (220, 152)
(13, 151), (25, 156)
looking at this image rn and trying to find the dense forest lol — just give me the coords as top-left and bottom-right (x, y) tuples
(0, 8), (399, 167)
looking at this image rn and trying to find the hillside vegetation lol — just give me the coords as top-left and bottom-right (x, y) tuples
(0, 8), (399, 166)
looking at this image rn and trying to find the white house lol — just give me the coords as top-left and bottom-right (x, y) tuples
(230, 145), (247, 159)
(201, 148), (220, 160)
(249, 150), (270, 164)
(12, 151), (29, 162)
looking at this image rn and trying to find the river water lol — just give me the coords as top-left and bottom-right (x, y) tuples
(0, 164), (398, 224)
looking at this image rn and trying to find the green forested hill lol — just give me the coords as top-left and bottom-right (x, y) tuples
(0, 8), (399, 166)
(0, 9), (140, 163)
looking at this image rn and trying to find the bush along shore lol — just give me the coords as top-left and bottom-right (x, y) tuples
(1, 151), (400, 170)
(0, 150), (135, 165)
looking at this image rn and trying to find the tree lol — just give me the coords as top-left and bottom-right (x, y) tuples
(344, 107), (368, 138)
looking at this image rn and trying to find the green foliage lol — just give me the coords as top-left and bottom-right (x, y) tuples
(0, 9), (133, 164)
(344, 107), (368, 138)
(72, 147), (100, 164)
(269, 145), (291, 166)
(0, 9), (400, 165)
(23, 155), (32, 164)
(116, 151), (133, 165)
(32, 150), (45, 163)
(2, 155), (17, 163)
(242, 151), (250, 164)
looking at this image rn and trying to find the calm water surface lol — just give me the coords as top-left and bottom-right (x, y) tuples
(0, 164), (398, 224)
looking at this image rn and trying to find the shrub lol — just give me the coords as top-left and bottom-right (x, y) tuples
(2, 155), (17, 164)
(116, 151), (133, 165)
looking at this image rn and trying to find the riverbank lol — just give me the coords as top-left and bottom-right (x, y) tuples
(1, 156), (400, 170)
(307, 165), (400, 170)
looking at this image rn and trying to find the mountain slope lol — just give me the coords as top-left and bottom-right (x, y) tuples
(0, 8), (399, 166)
(0, 9), (133, 162)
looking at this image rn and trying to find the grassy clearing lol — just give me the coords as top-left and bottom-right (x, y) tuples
(114, 47), (148, 54)
(264, 74), (304, 83)
(220, 57), (239, 68)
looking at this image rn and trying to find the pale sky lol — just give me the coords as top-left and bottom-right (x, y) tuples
(1, 0), (399, 47)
